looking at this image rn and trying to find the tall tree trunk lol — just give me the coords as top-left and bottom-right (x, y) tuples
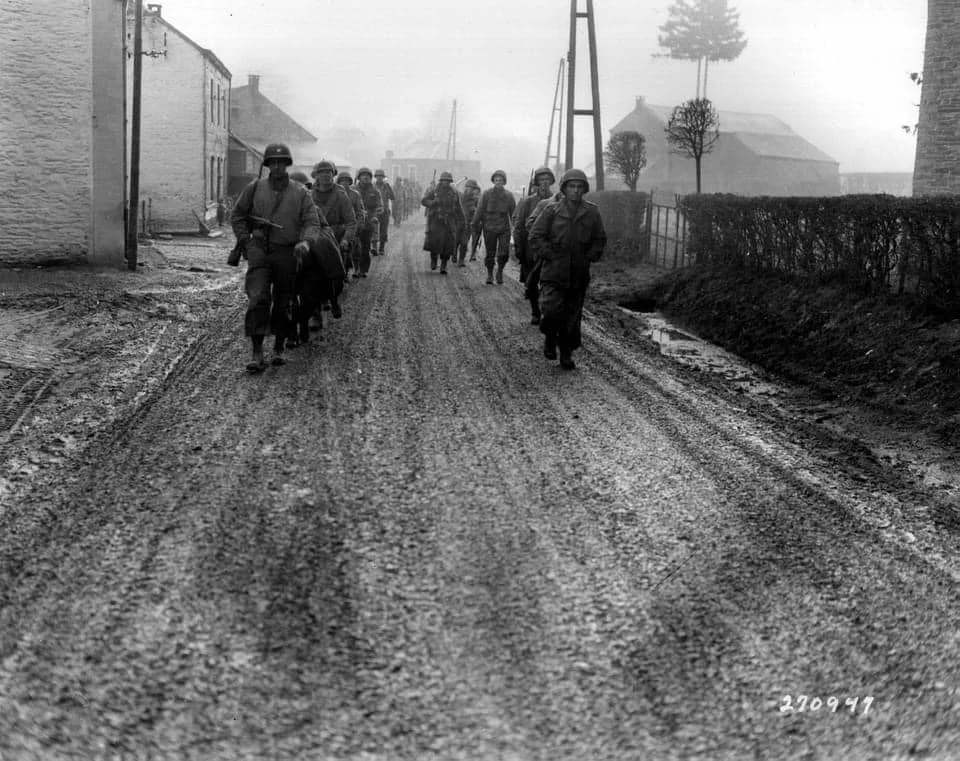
(914, 0), (960, 195)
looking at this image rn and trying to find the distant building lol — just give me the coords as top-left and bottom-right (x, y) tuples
(609, 96), (841, 198)
(381, 140), (481, 186)
(229, 75), (324, 187)
(125, 3), (231, 233)
(0, 0), (126, 266)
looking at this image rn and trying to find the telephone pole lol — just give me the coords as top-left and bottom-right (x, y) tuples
(446, 99), (457, 161)
(564, 0), (604, 190)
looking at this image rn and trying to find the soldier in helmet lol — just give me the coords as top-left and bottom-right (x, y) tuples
(308, 159), (356, 332)
(290, 170), (312, 189)
(373, 168), (395, 255)
(513, 166), (556, 324)
(354, 167), (383, 277)
(457, 179), (481, 266)
(527, 168), (606, 370)
(421, 171), (464, 274)
(230, 142), (320, 372)
(336, 170), (365, 279)
(472, 169), (516, 284)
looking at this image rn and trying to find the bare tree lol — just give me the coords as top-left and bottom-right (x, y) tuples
(604, 131), (647, 192)
(665, 98), (720, 194)
(657, 0), (747, 98)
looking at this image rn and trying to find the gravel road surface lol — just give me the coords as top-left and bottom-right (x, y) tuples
(1, 222), (958, 760)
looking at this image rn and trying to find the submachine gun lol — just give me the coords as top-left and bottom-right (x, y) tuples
(227, 215), (283, 266)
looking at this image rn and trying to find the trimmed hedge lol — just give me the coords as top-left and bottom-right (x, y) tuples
(678, 194), (960, 312)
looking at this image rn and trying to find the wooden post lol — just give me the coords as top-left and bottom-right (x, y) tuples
(673, 206), (681, 268)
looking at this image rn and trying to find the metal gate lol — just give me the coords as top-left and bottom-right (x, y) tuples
(644, 196), (690, 268)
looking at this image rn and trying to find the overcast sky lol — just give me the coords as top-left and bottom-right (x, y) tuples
(160, 0), (927, 174)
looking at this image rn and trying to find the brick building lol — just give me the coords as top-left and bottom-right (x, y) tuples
(913, 0), (960, 195)
(0, 0), (126, 266)
(125, 4), (231, 233)
(609, 97), (840, 198)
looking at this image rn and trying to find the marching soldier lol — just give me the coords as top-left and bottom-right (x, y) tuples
(308, 160), (357, 333)
(421, 171), (464, 274)
(230, 142), (320, 372)
(458, 178), (481, 266)
(373, 168), (395, 255)
(472, 169), (516, 284)
(527, 168), (606, 371)
(354, 167), (383, 276)
(336, 170), (365, 279)
(513, 166), (556, 324)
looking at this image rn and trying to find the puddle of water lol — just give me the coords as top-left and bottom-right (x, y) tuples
(619, 307), (783, 395)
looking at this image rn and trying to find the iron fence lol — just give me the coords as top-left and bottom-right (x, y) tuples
(644, 195), (691, 269)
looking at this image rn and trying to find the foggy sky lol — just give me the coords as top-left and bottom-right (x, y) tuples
(159, 0), (927, 176)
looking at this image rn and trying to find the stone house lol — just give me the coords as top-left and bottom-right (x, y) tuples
(229, 75), (321, 189)
(125, 4), (231, 233)
(0, 0), (126, 266)
(609, 97), (840, 198)
(381, 140), (481, 187)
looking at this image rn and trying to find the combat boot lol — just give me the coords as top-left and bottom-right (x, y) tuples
(486, 267), (494, 285)
(439, 259), (448, 274)
(495, 266), (504, 284)
(272, 335), (286, 366)
(543, 334), (558, 360)
(246, 336), (266, 374)
(559, 352), (576, 370)
(430, 253), (438, 271)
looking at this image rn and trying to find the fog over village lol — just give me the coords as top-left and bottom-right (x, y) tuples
(164, 0), (925, 184)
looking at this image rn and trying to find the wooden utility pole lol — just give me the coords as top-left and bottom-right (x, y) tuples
(126, 0), (144, 270)
(544, 57), (565, 176)
(564, 0), (604, 190)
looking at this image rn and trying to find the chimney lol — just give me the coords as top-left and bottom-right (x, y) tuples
(635, 95), (645, 110)
(146, 3), (162, 15)
(248, 74), (260, 94)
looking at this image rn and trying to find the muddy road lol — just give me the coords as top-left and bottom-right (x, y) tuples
(1, 222), (959, 760)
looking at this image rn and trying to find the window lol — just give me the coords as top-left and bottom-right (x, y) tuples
(210, 79), (215, 123)
(210, 156), (215, 199)
(217, 157), (223, 199)
(217, 83), (221, 126)
(408, 165), (417, 182)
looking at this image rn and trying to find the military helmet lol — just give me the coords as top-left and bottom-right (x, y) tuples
(262, 143), (293, 166)
(533, 166), (556, 184)
(438, 171), (454, 182)
(374, 168), (386, 178)
(559, 168), (590, 193)
(336, 171), (353, 185)
(290, 171), (311, 185)
(311, 159), (337, 177)
(491, 169), (507, 184)
(464, 178), (479, 190)
(356, 166), (373, 179)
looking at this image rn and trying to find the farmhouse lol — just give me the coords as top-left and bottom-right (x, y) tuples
(610, 96), (840, 198)
(125, 3), (231, 234)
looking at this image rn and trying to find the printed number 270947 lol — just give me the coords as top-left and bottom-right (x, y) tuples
(780, 695), (874, 715)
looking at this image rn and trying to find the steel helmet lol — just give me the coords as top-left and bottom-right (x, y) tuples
(465, 178), (479, 189)
(559, 168), (590, 193)
(491, 169), (507, 183)
(311, 159), (337, 177)
(532, 166), (556, 184)
(262, 143), (293, 166)
(356, 166), (373, 179)
(438, 171), (454, 182)
(336, 171), (353, 185)
(290, 171), (311, 185)
(374, 168), (386, 178)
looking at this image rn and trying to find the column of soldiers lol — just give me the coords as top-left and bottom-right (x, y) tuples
(230, 143), (404, 373)
(420, 164), (606, 370)
(231, 142), (605, 373)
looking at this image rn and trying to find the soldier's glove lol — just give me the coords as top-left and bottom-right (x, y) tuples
(294, 240), (310, 272)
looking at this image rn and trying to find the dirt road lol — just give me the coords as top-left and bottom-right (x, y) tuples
(1, 221), (959, 759)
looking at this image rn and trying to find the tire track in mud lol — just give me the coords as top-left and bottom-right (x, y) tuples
(2, 223), (959, 759)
